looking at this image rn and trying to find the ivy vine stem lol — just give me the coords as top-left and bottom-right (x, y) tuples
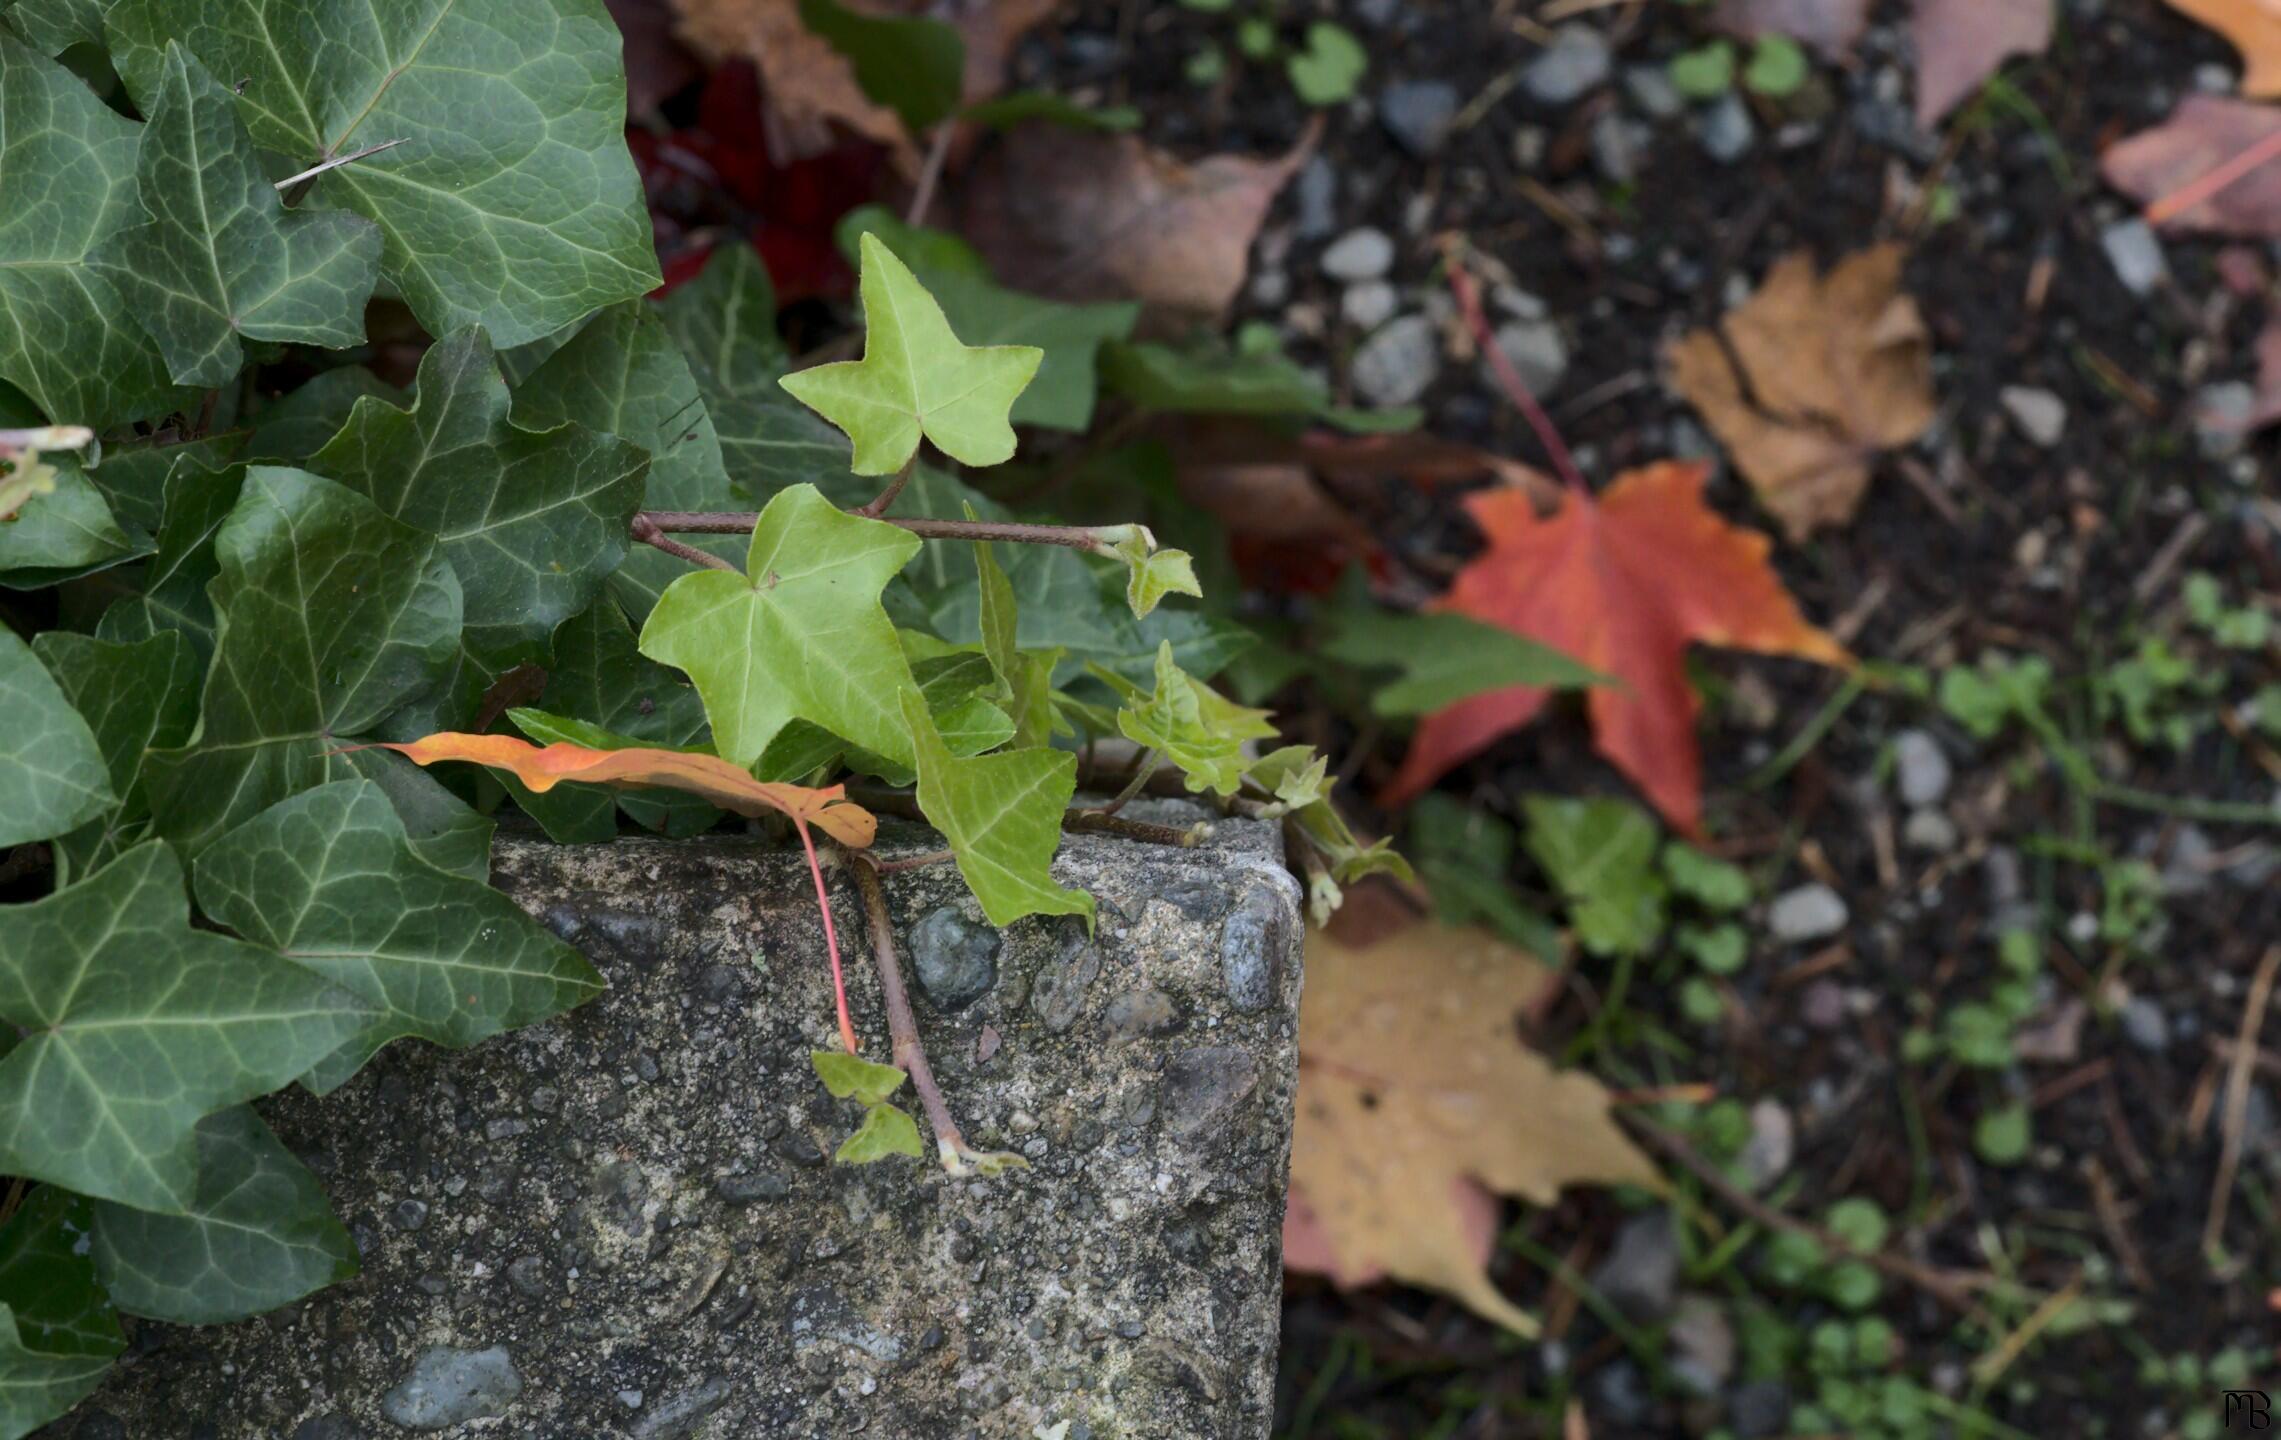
(854, 457), (917, 518)
(637, 509), (1144, 555)
(629, 513), (738, 571)
(846, 848), (972, 1169)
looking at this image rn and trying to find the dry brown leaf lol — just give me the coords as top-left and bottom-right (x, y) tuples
(2102, 96), (2281, 234)
(1666, 245), (1937, 541)
(670, 0), (1062, 164)
(2160, 0), (2281, 97)
(1282, 923), (1660, 1335)
(958, 119), (1319, 323)
(1712, 0), (1874, 60)
(1912, 0), (2053, 125)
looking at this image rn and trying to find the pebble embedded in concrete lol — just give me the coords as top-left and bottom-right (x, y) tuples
(379, 1346), (524, 1430)
(907, 903), (1000, 1010)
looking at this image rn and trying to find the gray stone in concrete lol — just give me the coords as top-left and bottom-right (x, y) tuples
(64, 813), (1303, 1439)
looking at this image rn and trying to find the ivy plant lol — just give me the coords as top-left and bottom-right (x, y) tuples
(0, 3), (1407, 1430)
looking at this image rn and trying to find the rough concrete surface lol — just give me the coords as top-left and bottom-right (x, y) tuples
(56, 810), (1303, 1440)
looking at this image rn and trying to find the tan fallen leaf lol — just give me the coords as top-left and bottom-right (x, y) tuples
(671, 0), (1061, 163)
(958, 119), (1319, 323)
(2103, 95), (2281, 234)
(1912, 0), (2053, 125)
(0, 424), (94, 522)
(1666, 244), (1936, 541)
(2160, 0), (2281, 98)
(1282, 921), (1660, 1335)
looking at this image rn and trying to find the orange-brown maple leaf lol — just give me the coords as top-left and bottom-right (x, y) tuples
(1381, 461), (1851, 835)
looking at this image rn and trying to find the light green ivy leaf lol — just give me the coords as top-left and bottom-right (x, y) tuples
(641, 483), (922, 770)
(835, 1100), (925, 1164)
(144, 466), (463, 857)
(1099, 641), (1276, 797)
(194, 779), (606, 1095)
(100, 44), (381, 387)
(1521, 794), (1668, 959)
(1111, 532), (1201, 619)
(780, 234), (1042, 474)
(0, 625), (113, 850)
(90, 1105), (357, 1325)
(837, 208), (1138, 432)
(0, 30), (185, 428)
(104, 0), (663, 348)
(903, 689), (1092, 928)
(0, 843), (373, 1211)
(0, 1187), (122, 1440)
(811, 1050), (907, 1107)
(1248, 744), (1412, 925)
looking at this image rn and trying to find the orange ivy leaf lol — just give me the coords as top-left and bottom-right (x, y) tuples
(378, 733), (878, 847)
(378, 732), (878, 1053)
(1380, 462), (1851, 835)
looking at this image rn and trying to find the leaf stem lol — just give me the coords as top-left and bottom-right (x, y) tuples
(638, 509), (1136, 554)
(1086, 750), (1162, 818)
(855, 457), (916, 518)
(847, 849), (972, 1168)
(1439, 236), (1589, 493)
(906, 123), (956, 229)
(793, 821), (860, 1055)
(630, 513), (739, 572)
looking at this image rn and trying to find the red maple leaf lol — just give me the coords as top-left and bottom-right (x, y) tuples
(1381, 461), (1852, 834)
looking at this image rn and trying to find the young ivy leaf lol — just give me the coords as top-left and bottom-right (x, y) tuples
(901, 689), (1093, 928)
(811, 1050), (908, 1107)
(836, 1101), (926, 1164)
(101, 44), (381, 387)
(779, 234), (1043, 475)
(1521, 794), (1668, 960)
(640, 484), (923, 771)
(1249, 745), (1413, 924)
(1111, 532), (1202, 619)
(1096, 641), (1277, 797)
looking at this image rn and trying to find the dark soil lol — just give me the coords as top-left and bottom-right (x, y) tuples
(1000, 0), (2281, 1436)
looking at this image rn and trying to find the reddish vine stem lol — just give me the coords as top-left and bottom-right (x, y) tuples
(1440, 237), (1589, 494)
(638, 509), (1123, 553)
(794, 822), (860, 1055)
(630, 514), (738, 572)
(847, 849), (971, 1164)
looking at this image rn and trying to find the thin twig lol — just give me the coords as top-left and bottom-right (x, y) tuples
(2204, 945), (2281, 1255)
(872, 848), (956, 874)
(1440, 235), (1588, 493)
(1063, 809), (1208, 847)
(1627, 1117), (1987, 1312)
(639, 509), (1132, 554)
(848, 850), (975, 1170)
(630, 514), (738, 572)
(856, 457), (917, 518)
(273, 137), (408, 197)
(905, 123), (955, 228)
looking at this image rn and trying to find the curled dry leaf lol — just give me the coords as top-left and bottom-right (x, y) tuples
(670, 0), (1061, 163)
(1283, 920), (1660, 1336)
(1711, 0), (1874, 60)
(376, 733), (878, 846)
(1912, 0), (2053, 126)
(1380, 462), (1851, 835)
(2102, 95), (2281, 234)
(958, 119), (1320, 323)
(1667, 244), (1937, 541)
(2158, 0), (2281, 98)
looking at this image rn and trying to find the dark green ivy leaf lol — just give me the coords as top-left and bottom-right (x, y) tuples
(32, 629), (200, 878)
(0, 1188), (122, 1440)
(0, 626), (113, 850)
(144, 466), (463, 857)
(0, 843), (373, 1211)
(3, 0), (108, 52)
(242, 367), (403, 464)
(1100, 335), (1420, 434)
(0, 452), (145, 589)
(311, 327), (646, 695)
(796, 0), (964, 134)
(105, 0), (663, 348)
(92, 456), (245, 667)
(91, 1106), (356, 1325)
(194, 779), (605, 1095)
(98, 43), (381, 387)
(0, 30), (184, 428)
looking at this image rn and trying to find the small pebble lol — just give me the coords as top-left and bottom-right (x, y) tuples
(1320, 226), (1395, 282)
(1767, 884), (1848, 943)
(2119, 996), (2170, 1053)
(1737, 1100), (1794, 1191)
(2196, 382), (2255, 458)
(1590, 111), (1647, 184)
(2100, 219), (2169, 298)
(1378, 80), (1460, 157)
(1800, 979), (1848, 1031)
(1999, 386), (2068, 448)
(1696, 93), (1755, 164)
(1892, 729), (1952, 806)
(1482, 318), (1569, 398)
(1350, 313), (1441, 407)
(1523, 24), (1613, 106)
(1292, 156), (1338, 240)
(1623, 64), (1684, 120)
(1904, 808), (1959, 853)
(1341, 280), (1398, 331)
